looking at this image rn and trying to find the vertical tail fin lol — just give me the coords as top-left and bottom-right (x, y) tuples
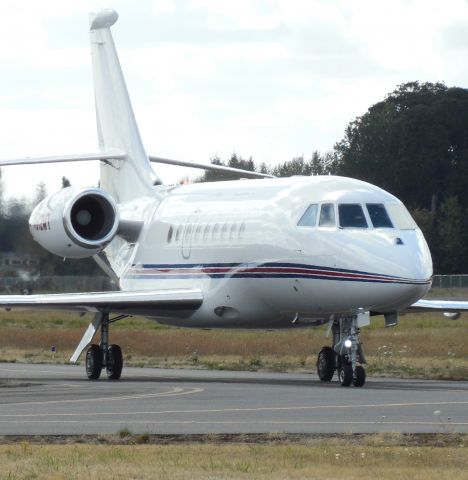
(89, 9), (161, 203)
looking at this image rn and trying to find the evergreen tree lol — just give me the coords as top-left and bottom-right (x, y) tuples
(334, 81), (468, 272)
(433, 197), (468, 274)
(32, 182), (47, 207)
(334, 81), (468, 211)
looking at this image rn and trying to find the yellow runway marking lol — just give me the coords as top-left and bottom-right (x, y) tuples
(0, 400), (466, 418)
(0, 383), (82, 393)
(0, 367), (82, 376)
(0, 387), (203, 407)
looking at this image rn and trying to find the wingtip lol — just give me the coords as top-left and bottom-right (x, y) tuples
(89, 9), (119, 30)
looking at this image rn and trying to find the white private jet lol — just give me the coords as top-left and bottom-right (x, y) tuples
(0, 9), (465, 387)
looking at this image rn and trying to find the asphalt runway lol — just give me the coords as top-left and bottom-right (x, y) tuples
(0, 363), (467, 435)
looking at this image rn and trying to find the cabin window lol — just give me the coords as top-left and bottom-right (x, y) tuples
(221, 223), (228, 240)
(194, 224), (202, 242)
(183, 224), (192, 243)
(319, 203), (336, 227)
(175, 225), (182, 242)
(230, 223), (237, 240)
(298, 204), (318, 227)
(203, 224), (210, 241)
(386, 204), (418, 230)
(212, 223), (220, 240)
(239, 222), (246, 239)
(366, 203), (393, 228)
(338, 204), (368, 228)
(167, 226), (173, 243)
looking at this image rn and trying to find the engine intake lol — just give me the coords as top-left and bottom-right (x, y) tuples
(66, 191), (117, 246)
(30, 187), (119, 259)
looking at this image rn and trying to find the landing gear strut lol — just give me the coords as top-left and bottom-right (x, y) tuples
(316, 315), (367, 387)
(83, 312), (125, 380)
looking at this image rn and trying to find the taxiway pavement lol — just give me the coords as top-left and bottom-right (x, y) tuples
(0, 363), (467, 435)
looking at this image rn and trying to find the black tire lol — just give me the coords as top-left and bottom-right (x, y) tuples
(106, 344), (123, 380)
(86, 344), (103, 380)
(317, 346), (335, 381)
(353, 365), (366, 387)
(339, 363), (353, 387)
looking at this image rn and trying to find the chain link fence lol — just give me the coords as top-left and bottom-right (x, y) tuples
(431, 275), (468, 289)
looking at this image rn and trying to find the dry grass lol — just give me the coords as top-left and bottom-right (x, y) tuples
(0, 442), (466, 480)
(0, 310), (467, 380)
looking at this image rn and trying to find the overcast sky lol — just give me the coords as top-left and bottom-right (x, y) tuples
(1, 0), (468, 201)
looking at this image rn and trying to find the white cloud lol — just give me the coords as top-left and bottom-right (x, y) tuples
(1, 0), (468, 199)
(152, 0), (176, 16)
(187, 0), (282, 30)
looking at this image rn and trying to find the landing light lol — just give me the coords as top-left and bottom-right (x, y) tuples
(344, 339), (352, 348)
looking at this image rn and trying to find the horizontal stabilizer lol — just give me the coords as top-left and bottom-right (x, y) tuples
(0, 151), (125, 167)
(149, 156), (275, 179)
(0, 151), (274, 180)
(0, 288), (203, 317)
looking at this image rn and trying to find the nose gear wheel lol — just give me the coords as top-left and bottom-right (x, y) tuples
(316, 314), (367, 387)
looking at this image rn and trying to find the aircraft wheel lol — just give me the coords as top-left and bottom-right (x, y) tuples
(339, 363), (353, 387)
(317, 346), (335, 381)
(353, 365), (366, 387)
(86, 344), (103, 380)
(106, 344), (123, 380)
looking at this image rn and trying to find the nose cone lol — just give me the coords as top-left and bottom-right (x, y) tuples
(381, 229), (433, 310)
(401, 229), (433, 281)
(338, 228), (433, 312)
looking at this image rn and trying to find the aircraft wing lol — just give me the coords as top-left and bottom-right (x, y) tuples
(408, 298), (468, 314)
(0, 289), (203, 317)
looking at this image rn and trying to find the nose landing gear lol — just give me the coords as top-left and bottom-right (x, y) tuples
(316, 315), (367, 387)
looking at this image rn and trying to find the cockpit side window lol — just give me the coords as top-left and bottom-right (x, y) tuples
(298, 204), (318, 227)
(319, 203), (336, 227)
(366, 203), (393, 228)
(386, 203), (418, 230)
(338, 204), (368, 228)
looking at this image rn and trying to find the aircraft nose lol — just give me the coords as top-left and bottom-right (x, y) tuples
(407, 232), (433, 282)
(392, 230), (433, 306)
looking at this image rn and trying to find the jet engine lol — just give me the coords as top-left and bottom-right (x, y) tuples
(29, 187), (119, 259)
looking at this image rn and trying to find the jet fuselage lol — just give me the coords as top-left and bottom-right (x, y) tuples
(117, 175), (432, 328)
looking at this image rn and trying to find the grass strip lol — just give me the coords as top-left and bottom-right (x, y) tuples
(0, 310), (467, 380)
(0, 438), (466, 480)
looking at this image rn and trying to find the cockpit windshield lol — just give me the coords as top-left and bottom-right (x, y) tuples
(297, 201), (417, 231)
(338, 204), (368, 228)
(366, 203), (393, 228)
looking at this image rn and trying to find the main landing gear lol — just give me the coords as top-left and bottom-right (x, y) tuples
(316, 315), (367, 387)
(83, 312), (126, 380)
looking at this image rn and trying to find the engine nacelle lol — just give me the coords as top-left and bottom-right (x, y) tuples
(29, 187), (119, 259)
